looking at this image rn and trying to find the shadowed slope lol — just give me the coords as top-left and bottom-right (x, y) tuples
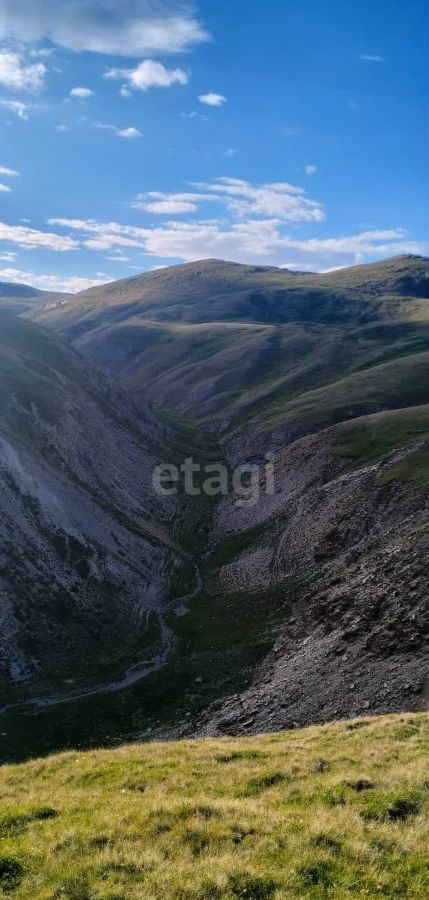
(33, 255), (429, 330)
(0, 316), (178, 692)
(31, 256), (429, 436)
(0, 280), (67, 316)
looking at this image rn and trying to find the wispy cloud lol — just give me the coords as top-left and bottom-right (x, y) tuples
(133, 178), (324, 222)
(360, 54), (384, 62)
(0, 221), (78, 251)
(0, 98), (29, 119)
(48, 217), (151, 251)
(0, 165), (19, 177)
(133, 191), (217, 214)
(48, 216), (426, 271)
(0, 266), (111, 292)
(198, 92), (226, 106)
(105, 60), (188, 92)
(304, 164), (317, 175)
(95, 122), (142, 139)
(0, 1), (209, 56)
(190, 177), (324, 222)
(0, 164), (18, 190)
(0, 49), (46, 91)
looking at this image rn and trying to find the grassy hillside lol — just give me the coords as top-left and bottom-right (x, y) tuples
(31, 257), (429, 433)
(33, 256), (429, 332)
(253, 350), (429, 434)
(333, 404), (429, 468)
(0, 713), (427, 899)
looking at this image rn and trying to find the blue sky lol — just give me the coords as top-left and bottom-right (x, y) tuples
(0, 0), (427, 292)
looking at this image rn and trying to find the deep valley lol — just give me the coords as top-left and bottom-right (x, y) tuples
(0, 254), (428, 762)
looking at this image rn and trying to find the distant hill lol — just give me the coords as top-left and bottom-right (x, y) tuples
(0, 279), (68, 315)
(33, 254), (429, 330)
(32, 255), (429, 443)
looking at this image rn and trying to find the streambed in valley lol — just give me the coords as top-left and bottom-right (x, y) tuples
(0, 565), (203, 715)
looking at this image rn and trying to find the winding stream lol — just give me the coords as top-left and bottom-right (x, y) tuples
(0, 564), (203, 716)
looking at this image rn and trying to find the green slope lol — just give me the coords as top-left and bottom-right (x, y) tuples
(254, 351), (428, 433)
(34, 255), (429, 331)
(0, 713), (427, 899)
(31, 256), (429, 437)
(333, 404), (429, 467)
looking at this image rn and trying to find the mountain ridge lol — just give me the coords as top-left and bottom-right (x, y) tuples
(0, 255), (427, 759)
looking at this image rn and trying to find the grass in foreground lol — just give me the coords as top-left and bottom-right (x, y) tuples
(0, 713), (427, 898)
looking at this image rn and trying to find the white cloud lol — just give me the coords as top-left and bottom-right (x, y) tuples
(0, 221), (78, 251)
(0, 98), (29, 119)
(69, 86), (94, 98)
(132, 178), (323, 222)
(0, 251), (16, 261)
(0, 266), (111, 293)
(360, 54), (384, 62)
(105, 59), (188, 92)
(198, 92), (226, 106)
(117, 126), (141, 139)
(48, 217), (426, 271)
(0, 49), (46, 91)
(133, 191), (217, 214)
(191, 177), (324, 222)
(224, 148), (236, 158)
(142, 200), (197, 215)
(107, 254), (131, 262)
(0, 162), (17, 191)
(0, 165), (18, 177)
(48, 217), (149, 251)
(95, 122), (142, 139)
(0, 1), (209, 56)
(55, 123), (68, 131)
(304, 164), (317, 175)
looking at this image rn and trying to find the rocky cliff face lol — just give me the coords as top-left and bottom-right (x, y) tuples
(189, 432), (429, 736)
(0, 315), (177, 689)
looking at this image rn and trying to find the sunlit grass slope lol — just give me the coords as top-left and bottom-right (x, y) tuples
(0, 713), (427, 898)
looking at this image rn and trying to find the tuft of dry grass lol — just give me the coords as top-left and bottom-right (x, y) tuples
(0, 712), (427, 898)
